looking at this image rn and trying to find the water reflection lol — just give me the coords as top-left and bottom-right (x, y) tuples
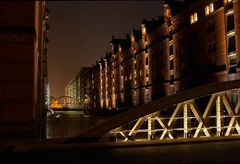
(45, 111), (105, 139)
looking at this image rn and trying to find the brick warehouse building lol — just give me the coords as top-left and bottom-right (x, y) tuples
(0, 2), (49, 137)
(65, 67), (92, 109)
(67, 0), (239, 112)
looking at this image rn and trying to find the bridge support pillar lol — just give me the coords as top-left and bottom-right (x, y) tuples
(148, 115), (155, 140)
(184, 103), (191, 138)
(216, 95), (223, 136)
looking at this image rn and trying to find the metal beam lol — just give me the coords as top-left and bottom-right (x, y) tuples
(194, 94), (217, 137)
(190, 101), (210, 137)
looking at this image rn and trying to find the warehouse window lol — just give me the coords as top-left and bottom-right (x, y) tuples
(190, 13), (198, 24)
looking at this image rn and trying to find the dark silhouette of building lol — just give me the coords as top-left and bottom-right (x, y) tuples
(0, 1), (49, 138)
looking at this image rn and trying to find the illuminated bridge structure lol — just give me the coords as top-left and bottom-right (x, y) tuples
(50, 96), (81, 109)
(70, 80), (240, 142)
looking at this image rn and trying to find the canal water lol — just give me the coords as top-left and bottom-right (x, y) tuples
(44, 110), (105, 139)
(4, 110), (240, 163)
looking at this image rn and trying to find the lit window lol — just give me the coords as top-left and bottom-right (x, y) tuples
(190, 13), (198, 24)
(190, 15), (194, 24)
(205, 6), (210, 15)
(210, 3), (214, 13)
(194, 13), (198, 22)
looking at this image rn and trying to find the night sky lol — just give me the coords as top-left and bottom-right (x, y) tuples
(47, 1), (164, 98)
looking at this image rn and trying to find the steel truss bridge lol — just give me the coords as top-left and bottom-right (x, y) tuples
(68, 80), (240, 142)
(50, 96), (81, 109)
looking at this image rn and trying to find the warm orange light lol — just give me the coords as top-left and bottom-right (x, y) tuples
(210, 3), (214, 13)
(131, 35), (135, 43)
(141, 24), (146, 35)
(190, 13), (198, 24)
(165, 8), (170, 18)
(190, 15), (194, 24)
(194, 13), (198, 22)
(205, 6), (209, 15)
(50, 100), (61, 109)
(118, 45), (122, 52)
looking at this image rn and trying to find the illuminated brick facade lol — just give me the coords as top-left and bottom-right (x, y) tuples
(82, 0), (240, 111)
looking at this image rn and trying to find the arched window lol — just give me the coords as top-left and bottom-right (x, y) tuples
(205, 6), (210, 15)
(210, 3), (214, 13)
(190, 15), (194, 24)
(194, 13), (198, 22)
(205, 3), (214, 16)
(190, 13), (198, 24)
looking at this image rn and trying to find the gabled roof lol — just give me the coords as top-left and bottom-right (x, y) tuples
(132, 29), (142, 42)
(141, 16), (165, 34)
(165, 0), (199, 16)
(110, 36), (131, 53)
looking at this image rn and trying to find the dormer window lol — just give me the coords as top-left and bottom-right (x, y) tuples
(190, 12), (198, 24)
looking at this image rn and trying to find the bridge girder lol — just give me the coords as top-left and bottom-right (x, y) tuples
(66, 80), (240, 142)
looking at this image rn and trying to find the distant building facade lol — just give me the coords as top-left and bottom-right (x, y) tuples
(65, 78), (77, 99)
(65, 67), (92, 109)
(80, 67), (92, 109)
(89, 0), (240, 111)
(0, 1), (49, 136)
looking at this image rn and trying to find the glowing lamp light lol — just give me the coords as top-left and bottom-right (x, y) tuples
(165, 8), (170, 18)
(141, 24), (146, 35)
(131, 35), (135, 43)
